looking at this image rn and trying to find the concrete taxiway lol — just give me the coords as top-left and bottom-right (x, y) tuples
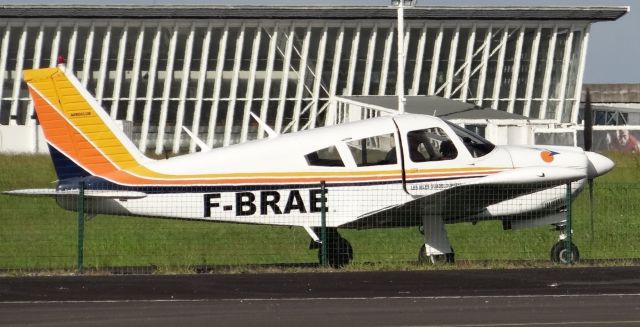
(2, 266), (640, 326)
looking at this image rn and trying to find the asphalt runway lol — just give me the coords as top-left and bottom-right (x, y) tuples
(2, 266), (640, 326)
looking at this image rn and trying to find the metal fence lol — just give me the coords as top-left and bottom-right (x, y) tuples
(4, 175), (634, 274)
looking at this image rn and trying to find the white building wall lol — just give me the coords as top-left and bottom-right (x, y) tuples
(0, 18), (590, 154)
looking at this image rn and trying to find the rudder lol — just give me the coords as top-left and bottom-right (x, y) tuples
(25, 66), (151, 181)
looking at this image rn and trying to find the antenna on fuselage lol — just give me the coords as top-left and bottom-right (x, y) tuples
(182, 126), (211, 151)
(250, 112), (278, 139)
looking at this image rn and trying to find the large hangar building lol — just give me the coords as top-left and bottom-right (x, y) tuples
(0, 5), (628, 154)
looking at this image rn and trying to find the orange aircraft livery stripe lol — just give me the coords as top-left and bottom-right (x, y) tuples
(27, 68), (508, 186)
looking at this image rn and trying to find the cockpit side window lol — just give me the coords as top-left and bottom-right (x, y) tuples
(347, 133), (397, 167)
(407, 128), (458, 162)
(445, 121), (495, 158)
(305, 146), (345, 167)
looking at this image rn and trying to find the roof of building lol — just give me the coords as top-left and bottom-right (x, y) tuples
(340, 96), (529, 121)
(0, 5), (628, 21)
(582, 84), (640, 103)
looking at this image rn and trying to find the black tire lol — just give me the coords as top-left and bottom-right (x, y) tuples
(318, 234), (353, 268)
(550, 241), (580, 264)
(418, 244), (455, 264)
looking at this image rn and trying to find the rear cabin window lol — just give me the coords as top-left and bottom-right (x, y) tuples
(305, 146), (345, 167)
(347, 133), (397, 167)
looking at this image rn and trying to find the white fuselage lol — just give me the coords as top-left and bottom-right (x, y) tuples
(56, 113), (606, 231)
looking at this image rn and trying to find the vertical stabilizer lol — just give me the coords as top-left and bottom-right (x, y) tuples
(24, 66), (152, 180)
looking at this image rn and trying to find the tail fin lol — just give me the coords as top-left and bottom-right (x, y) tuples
(24, 66), (151, 181)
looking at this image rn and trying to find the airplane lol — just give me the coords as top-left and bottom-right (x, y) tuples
(4, 65), (615, 267)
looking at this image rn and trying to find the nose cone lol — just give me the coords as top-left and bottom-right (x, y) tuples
(586, 151), (615, 178)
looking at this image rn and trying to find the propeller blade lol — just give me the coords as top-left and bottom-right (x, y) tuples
(584, 89), (594, 240)
(584, 89), (593, 151)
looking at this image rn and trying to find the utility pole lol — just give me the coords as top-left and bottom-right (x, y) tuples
(393, 0), (416, 113)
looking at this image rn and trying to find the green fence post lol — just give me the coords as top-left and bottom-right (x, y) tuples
(564, 182), (573, 264)
(77, 181), (85, 274)
(320, 181), (328, 267)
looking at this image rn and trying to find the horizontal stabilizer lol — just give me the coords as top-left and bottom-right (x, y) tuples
(3, 189), (147, 199)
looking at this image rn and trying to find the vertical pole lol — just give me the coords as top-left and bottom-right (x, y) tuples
(77, 181), (85, 274)
(320, 181), (328, 267)
(564, 182), (573, 264)
(396, 2), (405, 113)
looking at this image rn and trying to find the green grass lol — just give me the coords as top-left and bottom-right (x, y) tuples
(1, 152), (639, 272)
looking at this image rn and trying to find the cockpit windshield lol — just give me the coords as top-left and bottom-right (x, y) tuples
(445, 121), (495, 158)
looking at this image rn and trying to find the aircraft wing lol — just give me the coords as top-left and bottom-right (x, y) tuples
(3, 189), (147, 199)
(341, 166), (586, 229)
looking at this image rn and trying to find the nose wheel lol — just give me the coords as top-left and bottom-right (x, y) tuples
(550, 241), (579, 264)
(550, 224), (579, 263)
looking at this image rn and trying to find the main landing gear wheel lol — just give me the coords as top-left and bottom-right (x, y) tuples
(318, 228), (353, 268)
(550, 241), (580, 264)
(418, 244), (455, 264)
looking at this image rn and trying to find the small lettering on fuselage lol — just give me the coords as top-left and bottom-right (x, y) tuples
(409, 183), (461, 191)
(203, 189), (327, 217)
(70, 111), (92, 117)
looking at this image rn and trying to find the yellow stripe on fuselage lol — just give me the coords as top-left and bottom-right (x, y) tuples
(25, 67), (509, 185)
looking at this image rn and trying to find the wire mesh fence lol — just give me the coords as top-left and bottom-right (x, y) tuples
(5, 174), (636, 274)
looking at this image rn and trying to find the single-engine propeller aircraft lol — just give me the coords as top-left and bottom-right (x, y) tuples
(5, 66), (615, 267)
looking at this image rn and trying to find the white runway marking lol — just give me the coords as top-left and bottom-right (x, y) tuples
(3, 292), (640, 304)
(231, 293), (640, 302)
(429, 322), (640, 326)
